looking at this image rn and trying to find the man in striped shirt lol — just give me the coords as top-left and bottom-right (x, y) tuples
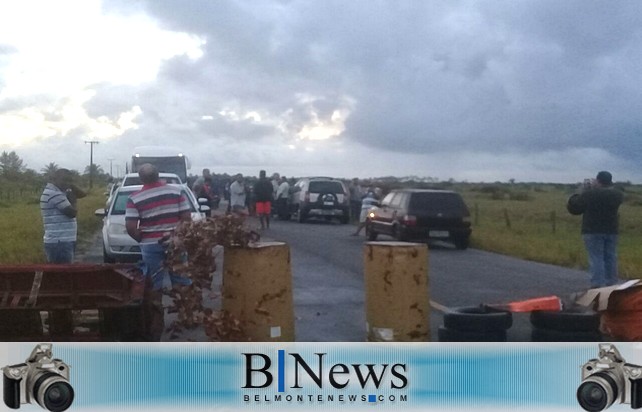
(40, 169), (86, 263)
(126, 163), (192, 341)
(125, 163), (192, 291)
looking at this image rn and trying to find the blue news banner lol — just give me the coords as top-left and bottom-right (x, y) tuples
(1, 342), (638, 411)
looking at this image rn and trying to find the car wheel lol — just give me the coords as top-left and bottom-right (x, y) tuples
(103, 245), (116, 263)
(339, 214), (349, 224)
(530, 309), (601, 332)
(454, 237), (470, 250)
(366, 222), (378, 241)
(393, 225), (407, 241)
(442, 306), (513, 332)
(438, 326), (507, 342)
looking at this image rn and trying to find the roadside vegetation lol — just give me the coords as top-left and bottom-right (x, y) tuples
(0, 150), (109, 263)
(0, 191), (105, 264)
(459, 183), (642, 279)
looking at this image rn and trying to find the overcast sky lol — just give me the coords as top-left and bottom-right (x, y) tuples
(1, 0), (641, 183)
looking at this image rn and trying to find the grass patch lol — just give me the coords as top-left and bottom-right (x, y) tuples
(463, 186), (642, 280)
(0, 191), (105, 263)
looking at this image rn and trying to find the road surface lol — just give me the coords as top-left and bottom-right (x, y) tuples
(81, 215), (592, 342)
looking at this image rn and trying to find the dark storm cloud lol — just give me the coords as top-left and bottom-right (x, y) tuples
(95, 0), (642, 176)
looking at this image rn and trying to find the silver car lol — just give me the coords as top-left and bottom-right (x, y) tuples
(95, 184), (209, 263)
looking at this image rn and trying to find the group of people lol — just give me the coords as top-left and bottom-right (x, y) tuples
(191, 168), (292, 228)
(39, 166), (625, 339)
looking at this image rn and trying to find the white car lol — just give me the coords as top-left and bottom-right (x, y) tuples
(105, 172), (183, 210)
(95, 184), (209, 263)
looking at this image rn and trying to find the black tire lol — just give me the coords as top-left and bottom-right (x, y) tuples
(530, 309), (601, 332)
(366, 222), (378, 241)
(438, 326), (507, 342)
(531, 327), (602, 342)
(392, 225), (407, 241)
(443, 306), (513, 332)
(339, 214), (349, 224)
(454, 237), (470, 250)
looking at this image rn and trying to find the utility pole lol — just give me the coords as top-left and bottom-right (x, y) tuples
(85, 140), (99, 189)
(107, 158), (115, 177)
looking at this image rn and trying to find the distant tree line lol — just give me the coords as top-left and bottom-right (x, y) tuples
(0, 150), (110, 200)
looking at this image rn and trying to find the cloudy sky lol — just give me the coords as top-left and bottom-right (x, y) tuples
(1, 0), (641, 183)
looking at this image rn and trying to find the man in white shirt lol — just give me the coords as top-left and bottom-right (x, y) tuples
(275, 176), (290, 220)
(229, 174), (247, 214)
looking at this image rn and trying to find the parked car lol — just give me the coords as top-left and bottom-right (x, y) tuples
(289, 177), (350, 224)
(365, 189), (472, 249)
(95, 184), (209, 263)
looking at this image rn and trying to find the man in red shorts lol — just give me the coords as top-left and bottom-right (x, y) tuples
(253, 170), (274, 229)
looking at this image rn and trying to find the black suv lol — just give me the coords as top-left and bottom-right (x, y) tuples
(365, 189), (472, 249)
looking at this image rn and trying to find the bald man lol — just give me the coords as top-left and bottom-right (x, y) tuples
(125, 163), (192, 340)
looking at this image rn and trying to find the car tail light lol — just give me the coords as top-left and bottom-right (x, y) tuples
(304, 191), (310, 202)
(402, 215), (417, 226)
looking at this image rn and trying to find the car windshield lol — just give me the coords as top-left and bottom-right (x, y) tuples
(408, 192), (469, 215)
(111, 189), (196, 215)
(123, 176), (181, 186)
(309, 181), (344, 193)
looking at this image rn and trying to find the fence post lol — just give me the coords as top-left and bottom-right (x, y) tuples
(503, 208), (511, 228)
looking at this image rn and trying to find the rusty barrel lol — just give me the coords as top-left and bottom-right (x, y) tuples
(364, 241), (430, 342)
(222, 242), (295, 341)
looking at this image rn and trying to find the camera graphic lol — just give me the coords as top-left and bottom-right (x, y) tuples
(3, 343), (74, 412)
(578, 343), (642, 411)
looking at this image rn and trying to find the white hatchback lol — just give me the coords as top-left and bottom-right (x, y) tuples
(95, 184), (209, 263)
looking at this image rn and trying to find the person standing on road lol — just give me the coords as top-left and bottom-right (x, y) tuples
(125, 163), (192, 340)
(40, 168), (86, 263)
(567, 170), (624, 288)
(275, 176), (290, 220)
(351, 190), (378, 236)
(192, 168), (211, 192)
(349, 178), (364, 222)
(253, 170), (274, 229)
(229, 173), (247, 215)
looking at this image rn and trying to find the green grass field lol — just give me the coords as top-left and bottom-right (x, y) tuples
(461, 184), (642, 279)
(0, 191), (105, 263)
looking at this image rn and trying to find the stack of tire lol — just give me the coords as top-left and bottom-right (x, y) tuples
(439, 306), (513, 342)
(530, 309), (602, 342)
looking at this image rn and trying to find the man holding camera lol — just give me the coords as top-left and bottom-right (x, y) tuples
(40, 168), (86, 263)
(568, 171), (624, 288)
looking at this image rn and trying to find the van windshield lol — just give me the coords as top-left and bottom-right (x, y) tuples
(132, 156), (187, 181)
(408, 192), (469, 215)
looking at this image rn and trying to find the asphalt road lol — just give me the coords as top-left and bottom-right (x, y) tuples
(81, 214), (592, 342)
